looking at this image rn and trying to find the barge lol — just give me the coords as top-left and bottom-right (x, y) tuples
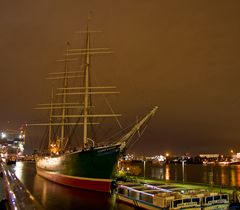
(116, 182), (229, 210)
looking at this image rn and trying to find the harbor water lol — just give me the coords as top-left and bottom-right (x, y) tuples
(144, 162), (240, 188)
(9, 161), (240, 209)
(10, 162), (134, 210)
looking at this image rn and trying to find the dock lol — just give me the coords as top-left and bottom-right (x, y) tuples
(0, 160), (43, 210)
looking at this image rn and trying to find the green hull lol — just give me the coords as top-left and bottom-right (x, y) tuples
(36, 144), (121, 179)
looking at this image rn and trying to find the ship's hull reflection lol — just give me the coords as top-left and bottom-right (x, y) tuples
(11, 162), (133, 210)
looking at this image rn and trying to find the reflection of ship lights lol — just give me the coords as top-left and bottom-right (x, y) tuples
(14, 162), (24, 181)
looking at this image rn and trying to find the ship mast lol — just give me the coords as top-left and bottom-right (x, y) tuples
(48, 88), (54, 151)
(83, 25), (90, 148)
(29, 23), (121, 151)
(60, 43), (70, 150)
(117, 106), (158, 150)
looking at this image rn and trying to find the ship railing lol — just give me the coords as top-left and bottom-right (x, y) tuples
(171, 197), (201, 209)
(202, 194), (229, 206)
(0, 160), (43, 210)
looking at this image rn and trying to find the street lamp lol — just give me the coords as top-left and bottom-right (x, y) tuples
(143, 158), (146, 179)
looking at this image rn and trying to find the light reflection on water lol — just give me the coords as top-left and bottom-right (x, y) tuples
(141, 162), (240, 187)
(10, 162), (134, 210)
(165, 164), (170, 181)
(14, 161), (24, 181)
(235, 165), (240, 187)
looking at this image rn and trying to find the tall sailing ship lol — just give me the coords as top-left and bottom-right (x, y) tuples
(30, 23), (158, 192)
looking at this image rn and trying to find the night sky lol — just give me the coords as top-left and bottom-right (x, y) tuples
(1, 0), (240, 156)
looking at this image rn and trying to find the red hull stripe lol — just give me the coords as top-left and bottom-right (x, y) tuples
(36, 167), (112, 192)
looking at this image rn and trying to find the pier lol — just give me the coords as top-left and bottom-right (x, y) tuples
(0, 160), (43, 210)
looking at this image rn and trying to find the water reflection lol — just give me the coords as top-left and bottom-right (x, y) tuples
(159, 168), (164, 180)
(33, 175), (48, 206)
(182, 162), (185, 182)
(208, 166), (213, 185)
(173, 165), (178, 181)
(11, 162), (134, 210)
(165, 164), (170, 180)
(202, 166), (208, 184)
(219, 165), (228, 186)
(151, 166), (164, 179)
(14, 161), (24, 181)
(230, 167), (236, 187)
(236, 165), (240, 187)
(138, 162), (240, 188)
(32, 174), (116, 210)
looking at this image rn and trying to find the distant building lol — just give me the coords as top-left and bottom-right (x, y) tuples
(199, 154), (219, 158)
(236, 153), (240, 159)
